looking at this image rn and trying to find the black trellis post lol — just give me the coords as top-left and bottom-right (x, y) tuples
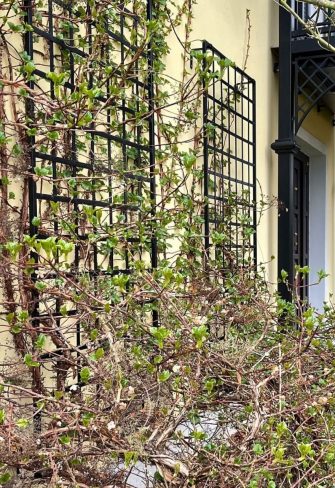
(147, 0), (158, 327)
(202, 41), (210, 256)
(147, 0), (157, 271)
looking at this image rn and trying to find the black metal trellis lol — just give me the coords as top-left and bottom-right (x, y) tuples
(202, 41), (257, 270)
(23, 0), (157, 387)
(291, 0), (335, 41)
(294, 53), (335, 133)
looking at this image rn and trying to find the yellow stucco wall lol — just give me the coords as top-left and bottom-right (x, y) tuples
(189, 1), (335, 296)
(190, 0), (279, 282)
(3, 0), (334, 296)
(301, 107), (335, 297)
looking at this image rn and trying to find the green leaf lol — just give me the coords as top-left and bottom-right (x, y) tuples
(40, 236), (57, 257)
(47, 131), (60, 141)
(248, 481), (258, 488)
(82, 412), (94, 427)
(112, 274), (129, 292)
(295, 265), (310, 275)
(90, 348), (104, 361)
(57, 239), (74, 256)
(150, 326), (170, 349)
(59, 434), (71, 445)
(1, 176), (10, 185)
(5, 313), (14, 324)
(78, 111), (93, 127)
(0, 410), (5, 424)
(192, 325), (209, 348)
(212, 231), (227, 245)
(204, 378), (216, 394)
(187, 409), (200, 425)
(161, 267), (174, 287)
(60, 305), (68, 317)
(182, 151), (197, 172)
(184, 109), (196, 121)
(80, 367), (90, 384)
(54, 391), (63, 400)
(252, 442), (264, 455)
(0, 473), (11, 484)
(17, 310), (28, 321)
(317, 269), (329, 281)
(154, 471), (165, 482)
(24, 354), (40, 368)
(16, 418), (30, 429)
(218, 57), (234, 69)
(7, 21), (23, 32)
(280, 269), (288, 281)
(35, 334), (46, 350)
(298, 442), (315, 459)
(18, 88), (28, 97)
(89, 329), (98, 340)
(35, 281), (47, 292)
(158, 370), (171, 382)
(4, 241), (22, 259)
(27, 127), (37, 137)
(124, 451), (138, 467)
(46, 71), (67, 85)
(20, 51), (31, 62)
(0, 132), (9, 145)
(11, 324), (22, 334)
(272, 446), (286, 462)
(31, 216), (41, 227)
(23, 61), (36, 75)
(276, 421), (288, 436)
(191, 430), (206, 441)
(11, 143), (22, 157)
(34, 166), (51, 177)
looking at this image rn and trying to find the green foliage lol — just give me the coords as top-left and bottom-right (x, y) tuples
(0, 1), (333, 487)
(35, 334), (46, 350)
(150, 326), (170, 349)
(24, 354), (40, 368)
(80, 367), (91, 384)
(158, 370), (171, 382)
(192, 324), (209, 348)
(0, 410), (5, 425)
(16, 418), (30, 429)
(0, 473), (11, 485)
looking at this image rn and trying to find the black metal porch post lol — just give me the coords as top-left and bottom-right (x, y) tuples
(272, 1), (299, 301)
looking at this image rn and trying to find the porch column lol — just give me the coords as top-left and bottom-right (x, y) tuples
(271, 1), (299, 301)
